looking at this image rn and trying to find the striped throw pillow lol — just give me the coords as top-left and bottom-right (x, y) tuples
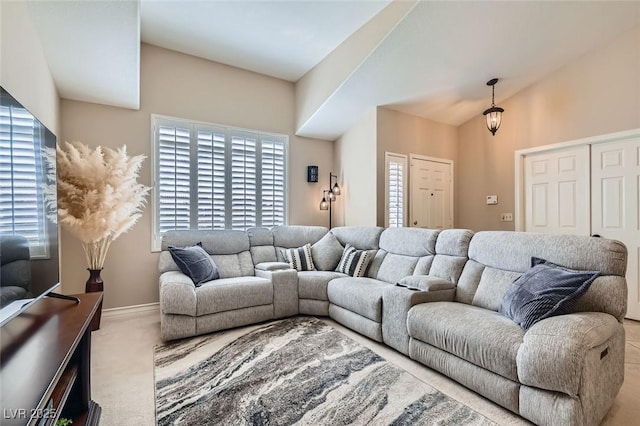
(335, 244), (372, 277)
(281, 244), (316, 271)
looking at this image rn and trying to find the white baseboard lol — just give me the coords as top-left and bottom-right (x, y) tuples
(102, 302), (159, 318)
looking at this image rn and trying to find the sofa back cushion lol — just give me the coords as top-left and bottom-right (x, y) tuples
(430, 229), (473, 283)
(160, 230), (254, 278)
(247, 227), (277, 264)
(373, 227), (438, 283)
(457, 231), (627, 321)
(330, 226), (384, 250)
(272, 225), (328, 261)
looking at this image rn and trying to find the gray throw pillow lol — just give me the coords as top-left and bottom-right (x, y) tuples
(168, 242), (220, 286)
(311, 232), (344, 271)
(499, 257), (600, 330)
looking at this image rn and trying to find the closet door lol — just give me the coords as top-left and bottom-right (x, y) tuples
(592, 139), (640, 320)
(524, 146), (590, 235)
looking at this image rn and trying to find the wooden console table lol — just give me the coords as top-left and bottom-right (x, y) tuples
(0, 292), (103, 426)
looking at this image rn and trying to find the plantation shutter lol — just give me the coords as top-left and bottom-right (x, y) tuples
(152, 116), (288, 249)
(0, 104), (47, 255)
(196, 127), (226, 229)
(230, 133), (257, 230)
(385, 152), (407, 228)
(157, 124), (191, 233)
(261, 137), (286, 227)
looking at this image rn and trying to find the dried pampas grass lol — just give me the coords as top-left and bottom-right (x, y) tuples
(44, 142), (151, 269)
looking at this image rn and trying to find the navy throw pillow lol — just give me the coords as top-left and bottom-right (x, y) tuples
(499, 257), (600, 330)
(168, 242), (219, 286)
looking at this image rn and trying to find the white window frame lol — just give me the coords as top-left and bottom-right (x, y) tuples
(385, 152), (408, 227)
(0, 103), (50, 258)
(150, 114), (289, 251)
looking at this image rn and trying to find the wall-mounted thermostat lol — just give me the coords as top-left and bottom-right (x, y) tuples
(486, 195), (498, 205)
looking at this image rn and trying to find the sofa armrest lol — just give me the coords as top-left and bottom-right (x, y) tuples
(255, 261), (291, 271)
(159, 271), (197, 316)
(382, 284), (456, 354)
(516, 312), (622, 397)
(399, 275), (455, 291)
(255, 268), (298, 318)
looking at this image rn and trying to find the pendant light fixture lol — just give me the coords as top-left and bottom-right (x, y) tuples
(483, 78), (504, 136)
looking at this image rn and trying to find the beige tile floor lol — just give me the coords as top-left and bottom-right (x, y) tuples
(91, 309), (640, 425)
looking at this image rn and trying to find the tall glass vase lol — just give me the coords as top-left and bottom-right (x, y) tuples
(86, 268), (104, 330)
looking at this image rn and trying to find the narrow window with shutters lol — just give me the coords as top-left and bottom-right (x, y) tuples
(0, 103), (48, 257)
(152, 116), (287, 249)
(385, 152), (407, 228)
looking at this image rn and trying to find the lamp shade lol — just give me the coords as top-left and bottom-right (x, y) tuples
(332, 182), (341, 196)
(328, 190), (336, 202)
(319, 192), (328, 210)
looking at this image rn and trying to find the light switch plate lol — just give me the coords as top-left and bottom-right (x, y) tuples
(486, 195), (498, 205)
(501, 213), (513, 222)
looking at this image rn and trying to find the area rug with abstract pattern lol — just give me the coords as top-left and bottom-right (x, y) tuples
(154, 317), (496, 426)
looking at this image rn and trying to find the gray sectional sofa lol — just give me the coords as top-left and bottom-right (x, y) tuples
(158, 225), (628, 426)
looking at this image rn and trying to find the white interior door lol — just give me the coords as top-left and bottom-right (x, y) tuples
(410, 156), (453, 229)
(524, 146), (590, 235)
(591, 139), (640, 320)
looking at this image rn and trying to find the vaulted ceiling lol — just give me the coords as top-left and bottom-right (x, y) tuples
(26, 1), (640, 140)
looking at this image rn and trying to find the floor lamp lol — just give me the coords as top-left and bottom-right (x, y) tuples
(319, 173), (340, 228)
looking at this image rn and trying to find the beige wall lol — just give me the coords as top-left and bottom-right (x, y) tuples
(60, 44), (333, 309)
(1, 0), (60, 134)
(333, 108), (378, 227)
(457, 27), (640, 232)
(376, 107), (458, 227)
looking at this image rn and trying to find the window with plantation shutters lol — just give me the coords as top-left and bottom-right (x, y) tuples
(0, 103), (48, 257)
(385, 152), (407, 228)
(152, 115), (288, 250)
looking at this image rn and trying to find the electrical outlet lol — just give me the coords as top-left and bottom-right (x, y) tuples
(486, 195), (498, 205)
(501, 213), (513, 222)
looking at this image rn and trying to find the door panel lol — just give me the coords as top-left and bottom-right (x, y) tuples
(410, 157), (452, 229)
(524, 146), (590, 235)
(592, 139), (640, 320)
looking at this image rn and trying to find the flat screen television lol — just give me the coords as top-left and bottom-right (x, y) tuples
(0, 86), (60, 327)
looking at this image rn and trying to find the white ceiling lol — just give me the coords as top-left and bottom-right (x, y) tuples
(26, 0), (140, 110)
(297, 0), (640, 139)
(140, 0), (391, 82)
(25, 1), (640, 140)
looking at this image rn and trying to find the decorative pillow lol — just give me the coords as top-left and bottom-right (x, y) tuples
(168, 242), (220, 287)
(311, 232), (344, 271)
(335, 244), (372, 277)
(281, 244), (315, 271)
(498, 257), (600, 330)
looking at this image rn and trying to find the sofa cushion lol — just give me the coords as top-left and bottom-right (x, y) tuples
(472, 267), (522, 311)
(336, 245), (373, 277)
(298, 271), (347, 300)
(327, 277), (390, 322)
(196, 276), (273, 316)
(281, 244), (315, 271)
(499, 257), (600, 330)
(311, 232), (344, 271)
(168, 243), (220, 286)
(272, 225), (327, 251)
(375, 252), (418, 284)
(330, 226), (384, 250)
(407, 302), (524, 381)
